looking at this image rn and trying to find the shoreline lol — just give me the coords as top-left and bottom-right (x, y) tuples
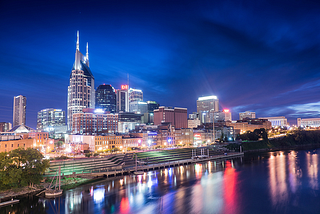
(244, 143), (320, 153)
(0, 152), (244, 202)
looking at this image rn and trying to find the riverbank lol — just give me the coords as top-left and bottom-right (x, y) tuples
(244, 143), (320, 153)
(226, 130), (320, 152)
(0, 177), (104, 203)
(0, 186), (44, 203)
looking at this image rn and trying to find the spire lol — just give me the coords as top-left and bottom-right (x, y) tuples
(76, 31), (79, 51)
(86, 42), (89, 60)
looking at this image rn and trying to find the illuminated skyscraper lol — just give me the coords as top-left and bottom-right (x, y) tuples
(13, 95), (26, 127)
(67, 31), (95, 131)
(116, 85), (129, 112)
(196, 95), (219, 124)
(128, 88), (143, 112)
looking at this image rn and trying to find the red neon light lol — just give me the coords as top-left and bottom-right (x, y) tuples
(194, 134), (201, 137)
(121, 85), (128, 90)
(223, 109), (230, 113)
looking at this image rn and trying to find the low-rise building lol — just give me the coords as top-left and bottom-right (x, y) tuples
(297, 118), (320, 128)
(188, 118), (201, 129)
(259, 116), (288, 127)
(239, 111), (256, 120)
(0, 138), (34, 153)
(94, 135), (123, 151)
(227, 118), (272, 133)
(65, 135), (96, 151)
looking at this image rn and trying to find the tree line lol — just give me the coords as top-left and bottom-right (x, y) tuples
(0, 148), (50, 190)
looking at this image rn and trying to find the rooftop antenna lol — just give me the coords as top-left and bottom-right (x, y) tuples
(127, 73), (129, 88)
(86, 42), (89, 59)
(76, 31), (79, 51)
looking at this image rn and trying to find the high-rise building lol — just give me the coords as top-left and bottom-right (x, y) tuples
(0, 122), (12, 132)
(214, 109), (232, 122)
(129, 88), (143, 112)
(130, 101), (148, 114)
(96, 84), (116, 113)
(239, 111), (256, 120)
(13, 95), (26, 127)
(37, 108), (65, 130)
(154, 106), (188, 129)
(116, 85), (129, 112)
(196, 95), (219, 124)
(67, 31), (95, 131)
(147, 101), (159, 112)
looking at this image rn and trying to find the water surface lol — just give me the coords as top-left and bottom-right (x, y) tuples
(2, 148), (320, 214)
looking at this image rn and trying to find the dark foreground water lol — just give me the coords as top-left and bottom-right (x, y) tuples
(2, 148), (320, 214)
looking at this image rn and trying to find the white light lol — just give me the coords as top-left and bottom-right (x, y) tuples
(93, 188), (105, 203)
(198, 95), (218, 101)
(94, 109), (104, 114)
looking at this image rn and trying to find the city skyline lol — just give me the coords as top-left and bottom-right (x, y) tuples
(1, 0), (320, 128)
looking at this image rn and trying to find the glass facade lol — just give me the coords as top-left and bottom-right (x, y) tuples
(96, 84), (116, 113)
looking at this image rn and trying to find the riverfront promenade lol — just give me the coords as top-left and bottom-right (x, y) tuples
(69, 152), (244, 179)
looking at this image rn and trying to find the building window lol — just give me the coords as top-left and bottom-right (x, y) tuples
(18, 144), (19, 147)
(5, 144), (7, 148)
(11, 144), (13, 148)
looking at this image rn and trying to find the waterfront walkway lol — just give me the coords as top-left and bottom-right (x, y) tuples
(77, 152), (244, 178)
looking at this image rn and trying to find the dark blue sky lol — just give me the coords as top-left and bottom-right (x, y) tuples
(1, 0), (320, 128)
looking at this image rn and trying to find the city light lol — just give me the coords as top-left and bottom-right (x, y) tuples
(198, 95), (217, 101)
(94, 109), (104, 114)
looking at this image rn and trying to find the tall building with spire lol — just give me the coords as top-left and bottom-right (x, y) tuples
(67, 31), (95, 131)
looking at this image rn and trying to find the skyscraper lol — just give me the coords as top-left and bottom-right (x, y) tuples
(116, 85), (129, 112)
(96, 84), (116, 113)
(128, 88), (143, 112)
(67, 31), (95, 130)
(13, 95), (26, 127)
(196, 95), (219, 124)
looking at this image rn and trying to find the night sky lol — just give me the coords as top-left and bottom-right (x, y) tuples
(1, 0), (320, 129)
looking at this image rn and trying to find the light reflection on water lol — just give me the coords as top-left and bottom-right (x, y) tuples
(4, 148), (320, 214)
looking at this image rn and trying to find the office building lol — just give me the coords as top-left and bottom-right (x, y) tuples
(197, 95), (219, 124)
(116, 85), (129, 112)
(118, 112), (142, 133)
(147, 101), (160, 112)
(154, 106), (188, 129)
(13, 95), (26, 127)
(239, 111), (256, 120)
(214, 109), (232, 122)
(188, 118), (201, 129)
(96, 84), (116, 113)
(72, 108), (118, 135)
(130, 101), (148, 114)
(128, 88), (143, 112)
(0, 122), (12, 132)
(37, 108), (65, 130)
(67, 31), (95, 131)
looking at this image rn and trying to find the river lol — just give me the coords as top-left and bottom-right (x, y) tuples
(1, 148), (320, 214)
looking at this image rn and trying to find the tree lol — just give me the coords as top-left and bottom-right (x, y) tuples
(0, 148), (50, 190)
